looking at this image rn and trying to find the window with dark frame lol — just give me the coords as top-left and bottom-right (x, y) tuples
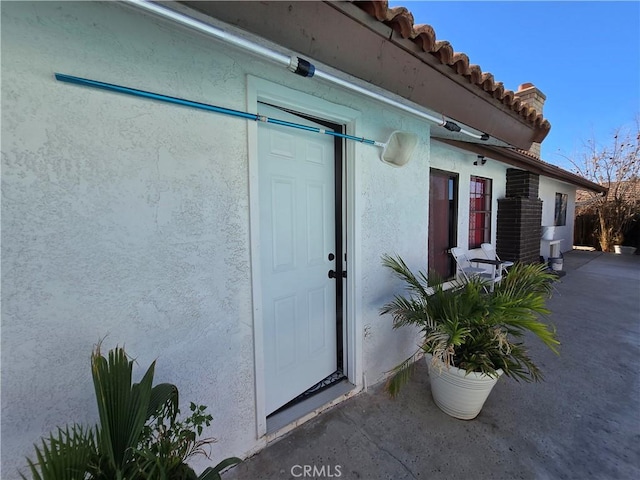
(554, 193), (568, 226)
(469, 176), (492, 249)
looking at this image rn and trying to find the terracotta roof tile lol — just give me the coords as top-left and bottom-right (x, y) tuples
(353, 1), (551, 133)
(513, 148), (549, 162)
(577, 180), (640, 205)
(510, 148), (609, 194)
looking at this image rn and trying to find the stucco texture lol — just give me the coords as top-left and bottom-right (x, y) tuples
(539, 177), (577, 253)
(3, 1), (565, 476)
(1, 1), (255, 475)
(1, 1), (431, 475)
(430, 141), (509, 257)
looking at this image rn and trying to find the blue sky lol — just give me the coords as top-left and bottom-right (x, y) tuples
(387, 1), (640, 171)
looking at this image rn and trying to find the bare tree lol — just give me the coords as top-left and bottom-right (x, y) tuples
(570, 119), (640, 252)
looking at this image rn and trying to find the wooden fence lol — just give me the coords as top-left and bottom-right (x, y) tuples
(574, 213), (640, 251)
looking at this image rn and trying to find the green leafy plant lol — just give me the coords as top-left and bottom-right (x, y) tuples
(136, 402), (216, 479)
(380, 255), (560, 397)
(21, 344), (241, 480)
(91, 343), (179, 479)
(22, 425), (97, 480)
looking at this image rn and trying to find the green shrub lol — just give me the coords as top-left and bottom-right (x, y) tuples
(21, 344), (240, 480)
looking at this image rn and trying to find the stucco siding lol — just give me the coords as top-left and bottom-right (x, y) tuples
(3, 2), (576, 475)
(1, 1), (258, 473)
(430, 141), (509, 260)
(359, 129), (430, 386)
(1, 1), (431, 474)
(539, 177), (577, 254)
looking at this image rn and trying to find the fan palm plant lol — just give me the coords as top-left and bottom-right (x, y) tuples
(381, 254), (560, 398)
(21, 344), (240, 480)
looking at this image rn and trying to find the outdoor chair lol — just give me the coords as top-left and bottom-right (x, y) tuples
(450, 247), (502, 292)
(480, 243), (514, 275)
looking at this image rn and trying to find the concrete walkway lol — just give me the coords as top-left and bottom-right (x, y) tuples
(226, 251), (640, 480)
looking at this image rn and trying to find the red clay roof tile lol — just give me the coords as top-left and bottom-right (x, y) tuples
(353, 1), (551, 134)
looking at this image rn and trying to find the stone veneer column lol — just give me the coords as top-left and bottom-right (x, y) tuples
(496, 169), (543, 264)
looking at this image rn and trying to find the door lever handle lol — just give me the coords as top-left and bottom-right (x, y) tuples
(328, 270), (347, 279)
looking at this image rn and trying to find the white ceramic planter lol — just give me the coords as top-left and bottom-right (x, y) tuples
(614, 245), (636, 255)
(426, 355), (503, 420)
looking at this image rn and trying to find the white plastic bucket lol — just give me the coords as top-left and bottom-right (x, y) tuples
(549, 257), (563, 271)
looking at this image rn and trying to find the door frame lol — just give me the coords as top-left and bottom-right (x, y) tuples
(428, 168), (459, 280)
(247, 76), (362, 437)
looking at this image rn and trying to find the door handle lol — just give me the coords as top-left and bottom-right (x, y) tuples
(328, 269), (347, 279)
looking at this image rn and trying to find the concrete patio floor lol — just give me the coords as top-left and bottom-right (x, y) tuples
(226, 250), (640, 480)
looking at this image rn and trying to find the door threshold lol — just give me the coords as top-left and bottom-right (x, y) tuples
(270, 371), (347, 417)
(266, 379), (355, 434)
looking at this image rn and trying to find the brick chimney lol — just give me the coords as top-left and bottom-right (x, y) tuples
(496, 169), (543, 264)
(514, 83), (546, 157)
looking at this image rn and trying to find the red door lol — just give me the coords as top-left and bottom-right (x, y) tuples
(428, 170), (457, 279)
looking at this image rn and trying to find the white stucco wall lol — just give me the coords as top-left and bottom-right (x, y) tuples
(430, 142), (577, 261)
(2, 3), (573, 472)
(1, 1), (431, 475)
(539, 177), (577, 254)
(359, 127), (430, 386)
(430, 141), (509, 259)
(1, 1), (257, 474)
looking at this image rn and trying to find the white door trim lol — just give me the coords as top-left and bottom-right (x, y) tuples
(247, 76), (362, 437)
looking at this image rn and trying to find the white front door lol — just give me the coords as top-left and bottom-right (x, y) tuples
(258, 103), (338, 415)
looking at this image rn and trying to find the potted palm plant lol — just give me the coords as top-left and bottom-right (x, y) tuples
(380, 254), (560, 420)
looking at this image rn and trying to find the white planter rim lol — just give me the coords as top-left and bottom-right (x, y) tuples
(425, 353), (504, 380)
(614, 245), (636, 255)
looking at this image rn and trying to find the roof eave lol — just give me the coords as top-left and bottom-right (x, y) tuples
(437, 139), (608, 193)
(179, 0), (548, 150)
